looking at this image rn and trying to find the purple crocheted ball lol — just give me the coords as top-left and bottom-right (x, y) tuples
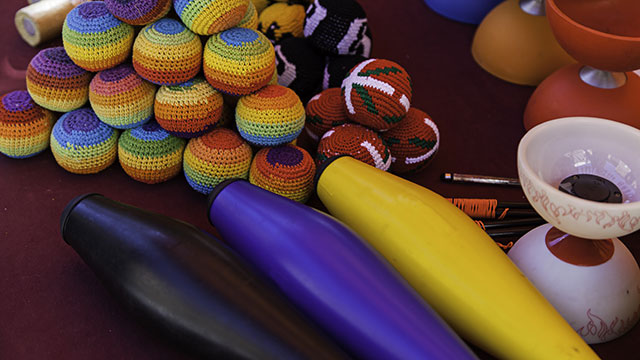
(104, 0), (172, 26)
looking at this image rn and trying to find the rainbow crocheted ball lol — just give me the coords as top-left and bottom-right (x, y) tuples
(50, 108), (118, 174)
(249, 144), (316, 202)
(154, 77), (224, 138)
(237, 0), (258, 30)
(89, 64), (156, 129)
(274, 37), (324, 102)
(62, 1), (134, 72)
(133, 18), (202, 86)
(235, 85), (305, 146)
(0, 91), (55, 159)
(341, 58), (412, 131)
(258, 3), (305, 43)
(183, 128), (253, 194)
(317, 123), (391, 170)
(304, 0), (372, 56)
(203, 27), (275, 96)
(104, 0), (172, 25)
(118, 121), (186, 183)
(304, 87), (347, 141)
(381, 107), (440, 174)
(323, 54), (366, 90)
(26, 47), (92, 113)
(174, 0), (249, 35)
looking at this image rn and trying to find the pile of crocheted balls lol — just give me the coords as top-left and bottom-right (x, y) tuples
(2, 0), (437, 200)
(308, 56), (440, 174)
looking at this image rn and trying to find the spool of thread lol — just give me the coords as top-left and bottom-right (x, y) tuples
(15, 0), (89, 47)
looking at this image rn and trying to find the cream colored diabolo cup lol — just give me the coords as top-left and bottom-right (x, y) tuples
(511, 116), (640, 343)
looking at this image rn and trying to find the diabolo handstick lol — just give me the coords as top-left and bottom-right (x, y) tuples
(60, 194), (348, 360)
(315, 156), (599, 360)
(207, 180), (477, 360)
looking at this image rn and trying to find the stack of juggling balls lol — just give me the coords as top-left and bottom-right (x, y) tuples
(0, 0), (439, 204)
(312, 58), (441, 174)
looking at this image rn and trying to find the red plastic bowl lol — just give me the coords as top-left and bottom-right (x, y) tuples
(546, 0), (640, 72)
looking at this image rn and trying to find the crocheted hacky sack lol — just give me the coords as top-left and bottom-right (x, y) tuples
(26, 47), (92, 113)
(118, 121), (186, 184)
(154, 77), (224, 138)
(322, 54), (366, 90)
(203, 27), (275, 96)
(237, 0), (258, 30)
(381, 107), (440, 174)
(304, 0), (372, 57)
(258, 3), (306, 43)
(316, 123), (391, 171)
(249, 144), (316, 203)
(174, 0), (249, 35)
(62, 1), (135, 72)
(89, 64), (156, 130)
(133, 18), (202, 86)
(341, 58), (412, 131)
(104, 0), (172, 25)
(235, 84), (305, 146)
(0, 91), (55, 159)
(304, 87), (347, 141)
(274, 37), (324, 102)
(50, 108), (118, 174)
(183, 128), (253, 194)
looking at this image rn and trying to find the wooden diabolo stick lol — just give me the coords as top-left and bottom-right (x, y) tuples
(15, 0), (90, 47)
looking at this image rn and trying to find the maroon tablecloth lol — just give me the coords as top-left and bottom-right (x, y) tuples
(0, 0), (637, 359)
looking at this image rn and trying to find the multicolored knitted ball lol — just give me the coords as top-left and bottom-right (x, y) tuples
(304, 87), (347, 141)
(381, 107), (440, 174)
(203, 27), (276, 96)
(274, 37), (324, 102)
(50, 108), (118, 174)
(154, 77), (224, 138)
(62, 1), (135, 72)
(133, 19), (202, 86)
(174, 0), (249, 35)
(89, 64), (156, 129)
(258, 3), (305, 43)
(316, 123), (391, 170)
(249, 144), (316, 202)
(118, 121), (186, 183)
(26, 47), (92, 113)
(183, 128), (252, 194)
(323, 54), (366, 90)
(304, 0), (372, 57)
(237, 0), (259, 30)
(104, 0), (172, 25)
(0, 91), (55, 159)
(341, 58), (412, 131)
(235, 85), (305, 146)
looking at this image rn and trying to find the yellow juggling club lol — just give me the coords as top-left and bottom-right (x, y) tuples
(315, 156), (598, 360)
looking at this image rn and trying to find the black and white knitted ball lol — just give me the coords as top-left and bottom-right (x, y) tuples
(275, 37), (325, 102)
(303, 0), (372, 57)
(322, 54), (367, 90)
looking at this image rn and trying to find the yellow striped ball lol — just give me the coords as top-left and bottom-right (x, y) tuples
(174, 0), (249, 35)
(62, 2), (134, 72)
(203, 27), (275, 96)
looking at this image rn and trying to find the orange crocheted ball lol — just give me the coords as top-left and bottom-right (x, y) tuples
(183, 128), (253, 194)
(381, 107), (440, 174)
(316, 123), (391, 170)
(304, 87), (347, 141)
(249, 144), (316, 202)
(341, 58), (412, 131)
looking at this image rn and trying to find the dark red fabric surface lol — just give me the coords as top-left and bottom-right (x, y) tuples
(0, 0), (637, 359)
